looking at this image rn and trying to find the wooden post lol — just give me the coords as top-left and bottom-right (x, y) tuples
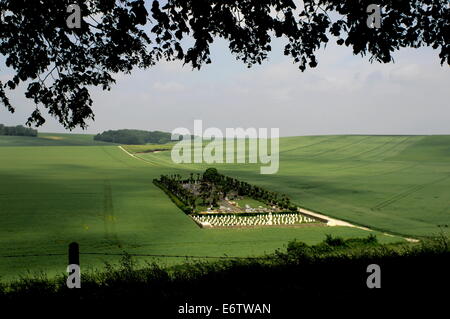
(68, 242), (79, 266)
(67, 242), (81, 289)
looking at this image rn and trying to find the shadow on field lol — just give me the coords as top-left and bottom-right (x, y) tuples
(1, 236), (448, 316)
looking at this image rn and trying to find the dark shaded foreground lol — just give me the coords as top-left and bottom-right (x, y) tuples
(1, 236), (448, 317)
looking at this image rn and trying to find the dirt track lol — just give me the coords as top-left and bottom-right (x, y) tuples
(298, 207), (419, 243)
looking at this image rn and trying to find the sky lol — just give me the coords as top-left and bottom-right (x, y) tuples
(0, 36), (449, 137)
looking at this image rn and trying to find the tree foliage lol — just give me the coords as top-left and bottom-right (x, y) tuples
(0, 0), (448, 129)
(155, 168), (298, 212)
(202, 167), (220, 183)
(93, 129), (171, 144)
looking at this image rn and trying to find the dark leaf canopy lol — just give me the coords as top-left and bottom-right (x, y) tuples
(0, 0), (448, 129)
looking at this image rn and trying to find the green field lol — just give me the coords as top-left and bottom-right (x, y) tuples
(0, 133), (449, 279)
(122, 144), (174, 153)
(0, 133), (115, 147)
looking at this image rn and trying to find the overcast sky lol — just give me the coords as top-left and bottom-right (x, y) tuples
(1, 37), (449, 136)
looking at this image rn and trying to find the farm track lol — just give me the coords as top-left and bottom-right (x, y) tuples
(118, 146), (187, 169)
(101, 146), (136, 167)
(117, 146), (156, 166)
(298, 207), (419, 243)
(136, 153), (181, 168)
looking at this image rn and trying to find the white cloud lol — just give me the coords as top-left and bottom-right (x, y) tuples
(389, 64), (421, 81)
(152, 81), (185, 92)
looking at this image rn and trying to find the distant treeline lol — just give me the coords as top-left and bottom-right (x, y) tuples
(93, 129), (172, 145)
(0, 124), (37, 137)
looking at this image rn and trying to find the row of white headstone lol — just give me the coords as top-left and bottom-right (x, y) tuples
(192, 213), (316, 227)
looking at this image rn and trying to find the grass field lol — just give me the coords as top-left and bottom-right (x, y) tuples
(0, 133), (449, 280)
(0, 133), (115, 147)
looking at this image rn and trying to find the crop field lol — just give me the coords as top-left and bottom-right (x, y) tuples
(0, 134), (449, 279)
(0, 133), (115, 147)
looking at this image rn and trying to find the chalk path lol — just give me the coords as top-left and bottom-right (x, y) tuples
(298, 207), (419, 242)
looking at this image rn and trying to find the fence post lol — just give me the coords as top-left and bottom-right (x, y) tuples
(68, 242), (80, 266)
(67, 242), (81, 289)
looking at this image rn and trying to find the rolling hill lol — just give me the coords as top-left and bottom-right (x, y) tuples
(0, 133), (448, 279)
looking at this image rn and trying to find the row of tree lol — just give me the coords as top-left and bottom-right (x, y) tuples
(155, 174), (198, 212)
(202, 168), (297, 211)
(155, 168), (298, 213)
(93, 129), (172, 145)
(0, 124), (37, 137)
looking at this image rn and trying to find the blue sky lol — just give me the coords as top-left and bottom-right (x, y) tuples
(1, 35), (449, 136)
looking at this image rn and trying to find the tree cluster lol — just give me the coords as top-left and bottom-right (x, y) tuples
(155, 168), (298, 213)
(156, 174), (197, 212)
(93, 129), (171, 144)
(0, 124), (38, 137)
